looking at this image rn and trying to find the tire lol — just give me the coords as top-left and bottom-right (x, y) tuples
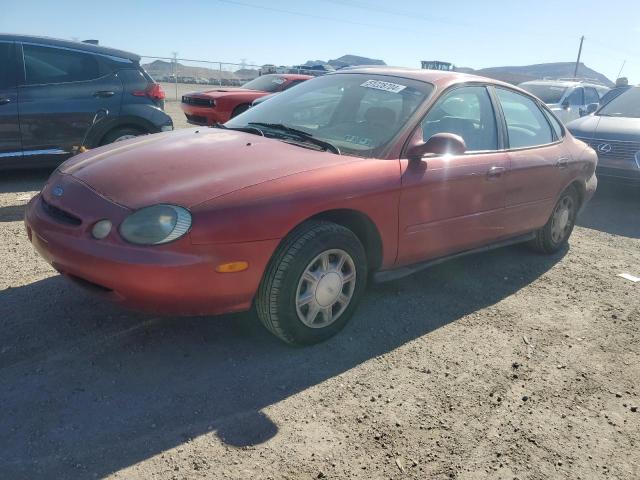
(256, 221), (368, 345)
(230, 104), (250, 118)
(100, 126), (146, 145)
(529, 186), (579, 254)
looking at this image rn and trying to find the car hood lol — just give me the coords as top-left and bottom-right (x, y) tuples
(60, 128), (350, 209)
(188, 88), (264, 99)
(567, 115), (640, 141)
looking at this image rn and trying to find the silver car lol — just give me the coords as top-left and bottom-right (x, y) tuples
(519, 79), (609, 124)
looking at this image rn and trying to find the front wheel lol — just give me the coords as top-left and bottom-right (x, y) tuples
(256, 221), (367, 345)
(529, 187), (579, 253)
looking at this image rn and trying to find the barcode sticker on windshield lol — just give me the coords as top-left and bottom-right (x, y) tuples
(360, 79), (406, 93)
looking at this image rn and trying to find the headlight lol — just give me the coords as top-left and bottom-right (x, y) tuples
(119, 204), (191, 245)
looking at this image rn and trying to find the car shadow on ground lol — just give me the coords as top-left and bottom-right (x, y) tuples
(0, 243), (565, 479)
(577, 180), (640, 239)
(0, 204), (27, 223)
(0, 169), (52, 195)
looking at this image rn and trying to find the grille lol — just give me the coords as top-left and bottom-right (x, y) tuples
(41, 197), (82, 226)
(182, 96), (214, 107)
(185, 114), (208, 125)
(576, 137), (640, 162)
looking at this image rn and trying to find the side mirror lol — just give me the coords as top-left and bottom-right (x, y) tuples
(561, 99), (570, 110)
(406, 133), (467, 160)
(585, 103), (598, 114)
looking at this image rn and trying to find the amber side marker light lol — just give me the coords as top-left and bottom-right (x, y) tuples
(216, 261), (249, 273)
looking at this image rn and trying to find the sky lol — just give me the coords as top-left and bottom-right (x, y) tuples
(2, 0), (639, 83)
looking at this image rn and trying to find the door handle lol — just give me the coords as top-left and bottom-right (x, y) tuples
(486, 166), (506, 179)
(0, 97), (10, 105)
(556, 157), (569, 169)
(93, 91), (115, 98)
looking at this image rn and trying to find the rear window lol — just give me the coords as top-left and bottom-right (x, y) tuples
(0, 42), (15, 89)
(519, 84), (567, 104)
(23, 44), (101, 85)
(242, 75), (288, 92)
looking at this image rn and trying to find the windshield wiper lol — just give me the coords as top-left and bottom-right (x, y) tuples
(247, 122), (341, 154)
(211, 122), (264, 136)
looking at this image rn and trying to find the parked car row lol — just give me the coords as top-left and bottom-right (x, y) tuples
(0, 34), (173, 169)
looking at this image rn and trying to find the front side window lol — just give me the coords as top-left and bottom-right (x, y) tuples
(23, 44), (100, 85)
(566, 87), (584, 106)
(496, 88), (554, 149)
(419, 86), (498, 151)
(227, 74), (433, 157)
(584, 87), (599, 105)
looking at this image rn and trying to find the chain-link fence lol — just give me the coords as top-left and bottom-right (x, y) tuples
(140, 55), (330, 102)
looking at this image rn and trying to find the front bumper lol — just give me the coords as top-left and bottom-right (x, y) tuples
(180, 103), (226, 126)
(24, 177), (279, 315)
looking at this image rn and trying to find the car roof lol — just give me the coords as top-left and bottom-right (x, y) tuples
(332, 66), (518, 90)
(520, 79), (604, 89)
(264, 73), (314, 80)
(0, 33), (140, 62)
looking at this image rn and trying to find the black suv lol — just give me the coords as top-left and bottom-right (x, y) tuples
(0, 34), (173, 169)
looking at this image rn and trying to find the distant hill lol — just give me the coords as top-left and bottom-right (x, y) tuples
(304, 54), (386, 69)
(458, 62), (613, 86)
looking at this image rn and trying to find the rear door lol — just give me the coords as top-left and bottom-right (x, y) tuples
(0, 40), (22, 165)
(17, 42), (123, 163)
(493, 87), (570, 236)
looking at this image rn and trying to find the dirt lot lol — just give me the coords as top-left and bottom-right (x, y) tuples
(1, 163), (639, 480)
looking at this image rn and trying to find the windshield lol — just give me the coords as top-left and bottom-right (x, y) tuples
(519, 84), (567, 104)
(226, 73), (433, 157)
(241, 75), (287, 92)
(598, 87), (640, 118)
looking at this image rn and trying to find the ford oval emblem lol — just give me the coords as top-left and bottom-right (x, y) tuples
(597, 143), (612, 154)
(52, 186), (64, 197)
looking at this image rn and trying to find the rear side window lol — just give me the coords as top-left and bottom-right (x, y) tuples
(496, 88), (554, 149)
(0, 42), (15, 89)
(542, 109), (564, 139)
(23, 44), (100, 85)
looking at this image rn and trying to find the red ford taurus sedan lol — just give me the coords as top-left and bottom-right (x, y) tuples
(25, 68), (597, 345)
(180, 73), (312, 125)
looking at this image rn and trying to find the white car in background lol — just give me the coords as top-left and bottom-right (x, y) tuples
(519, 79), (609, 123)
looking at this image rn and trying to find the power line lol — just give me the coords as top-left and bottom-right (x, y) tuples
(216, 0), (416, 32)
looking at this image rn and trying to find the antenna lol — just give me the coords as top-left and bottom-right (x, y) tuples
(616, 60), (626, 80)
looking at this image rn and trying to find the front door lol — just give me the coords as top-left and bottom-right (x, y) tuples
(17, 42), (123, 164)
(397, 85), (508, 265)
(0, 41), (22, 166)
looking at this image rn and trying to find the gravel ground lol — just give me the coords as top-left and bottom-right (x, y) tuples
(0, 164), (638, 480)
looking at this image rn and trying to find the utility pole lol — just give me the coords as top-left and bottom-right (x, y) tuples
(172, 51), (178, 101)
(573, 36), (584, 79)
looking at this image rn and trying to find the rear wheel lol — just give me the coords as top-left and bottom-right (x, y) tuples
(256, 221), (367, 345)
(101, 126), (146, 145)
(231, 104), (250, 118)
(529, 187), (579, 253)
